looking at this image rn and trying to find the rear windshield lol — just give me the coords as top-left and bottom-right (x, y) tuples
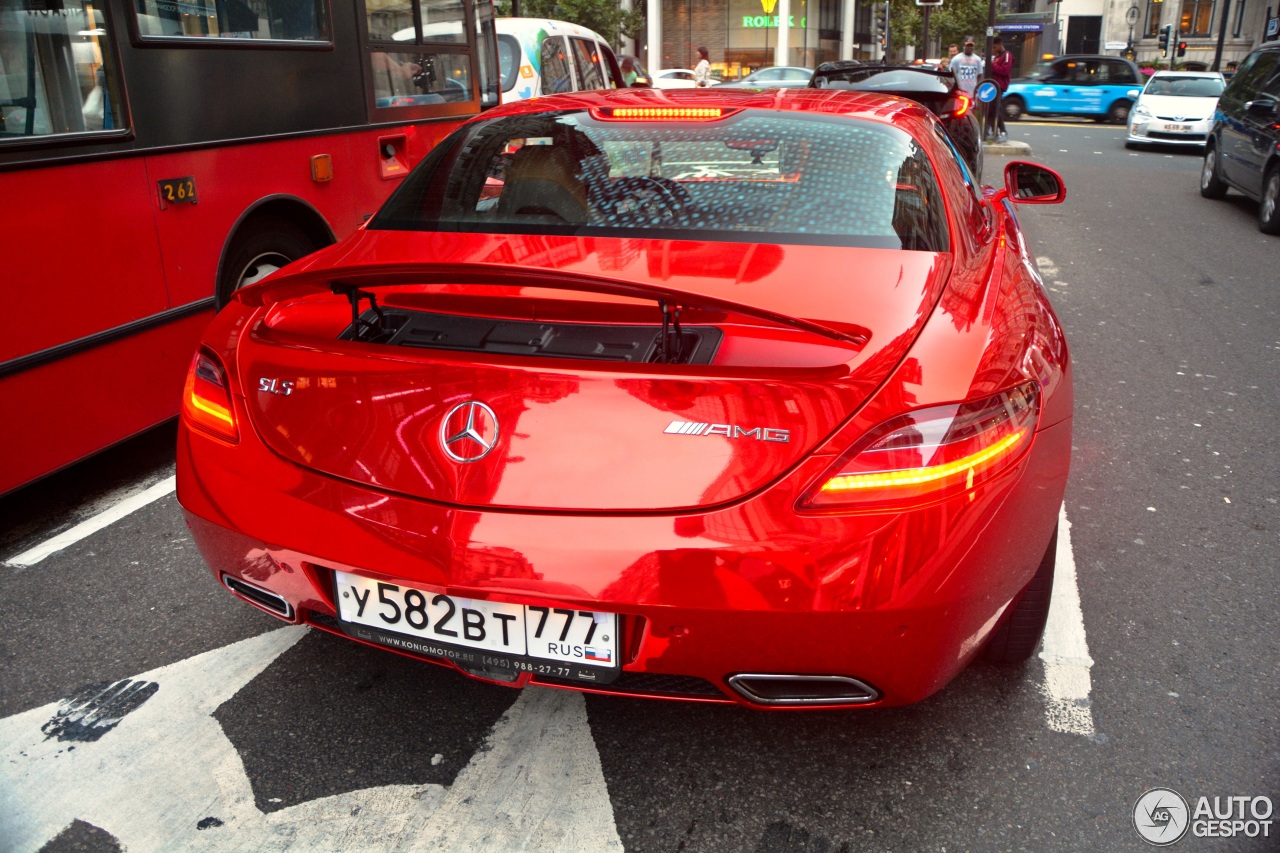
(372, 109), (949, 251)
(1144, 76), (1225, 97)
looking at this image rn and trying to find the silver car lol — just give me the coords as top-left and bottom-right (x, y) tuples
(1127, 71), (1225, 148)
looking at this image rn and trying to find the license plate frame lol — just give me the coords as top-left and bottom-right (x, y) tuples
(331, 570), (621, 684)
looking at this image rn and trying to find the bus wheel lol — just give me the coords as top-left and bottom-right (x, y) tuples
(217, 218), (316, 309)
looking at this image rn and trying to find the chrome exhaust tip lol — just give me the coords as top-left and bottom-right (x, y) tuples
(727, 673), (880, 706)
(222, 575), (295, 621)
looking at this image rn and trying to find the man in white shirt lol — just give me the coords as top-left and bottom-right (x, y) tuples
(949, 36), (984, 97)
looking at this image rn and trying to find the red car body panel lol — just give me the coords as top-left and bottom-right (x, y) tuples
(178, 89), (1072, 708)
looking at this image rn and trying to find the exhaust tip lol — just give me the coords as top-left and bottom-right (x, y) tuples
(727, 673), (879, 706)
(222, 575), (295, 621)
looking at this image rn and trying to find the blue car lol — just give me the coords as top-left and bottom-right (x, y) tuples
(1003, 55), (1144, 124)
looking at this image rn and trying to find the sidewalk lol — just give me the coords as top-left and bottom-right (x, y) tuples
(984, 138), (1032, 156)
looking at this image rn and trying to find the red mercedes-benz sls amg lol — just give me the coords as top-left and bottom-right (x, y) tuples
(179, 89), (1071, 709)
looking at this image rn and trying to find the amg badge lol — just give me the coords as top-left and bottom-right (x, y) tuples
(664, 421), (790, 443)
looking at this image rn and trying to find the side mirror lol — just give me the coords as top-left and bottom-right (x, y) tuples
(1127, 88), (1140, 99)
(992, 161), (1067, 205)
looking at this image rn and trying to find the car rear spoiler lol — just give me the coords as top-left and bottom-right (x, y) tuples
(242, 262), (872, 348)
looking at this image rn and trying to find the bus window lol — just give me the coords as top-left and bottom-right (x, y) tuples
(540, 37), (572, 94)
(371, 51), (471, 105)
(568, 37), (603, 91)
(0, 0), (126, 138)
(132, 0), (329, 41)
(420, 0), (465, 43)
(374, 0), (475, 108)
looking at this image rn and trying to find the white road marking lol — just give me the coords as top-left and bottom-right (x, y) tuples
(5, 476), (176, 568)
(0, 627), (622, 852)
(1038, 506), (1096, 737)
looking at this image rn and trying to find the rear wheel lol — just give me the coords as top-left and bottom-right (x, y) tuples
(216, 217), (316, 309)
(983, 528), (1056, 665)
(1003, 96), (1025, 121)
(1200, 145), (1229, 199)
(1104, 100), (1131, 124)
(1258, 166), (1280, 235)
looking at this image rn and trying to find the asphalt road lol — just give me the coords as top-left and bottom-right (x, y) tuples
(1, 122), (1277, 853)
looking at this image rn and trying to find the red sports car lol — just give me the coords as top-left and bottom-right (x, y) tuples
(179, 89), (1071, 709)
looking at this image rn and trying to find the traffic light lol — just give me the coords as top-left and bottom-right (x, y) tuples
(1176, 40), (1187, 57)
(1158, 24), (1172, 56)
(874, 2), (889, 46)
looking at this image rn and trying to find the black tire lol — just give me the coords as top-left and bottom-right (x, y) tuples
(983, 528), (1056, 665)
(1258, 165), (1280, 235)
(1105, 100), (1131, 124)
(1003, 96), (1024, 122)
(1200, 144), (1229, 200)
(217, 217), (316, 309)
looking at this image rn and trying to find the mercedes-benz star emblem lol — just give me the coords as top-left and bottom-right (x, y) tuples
(440, 401), (499, 463)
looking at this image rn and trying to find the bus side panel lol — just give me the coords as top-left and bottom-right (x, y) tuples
(0, 311), (211, 495)
(1, 159), (168, 361)
(148, 125), (455, 307)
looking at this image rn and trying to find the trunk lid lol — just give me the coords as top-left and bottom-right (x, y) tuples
(233, 232), (949, 512)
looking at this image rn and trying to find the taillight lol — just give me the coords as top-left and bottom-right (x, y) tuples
(953, 93), (971, 118)
(800, 382), (1039, 511)
(182, 349), (239, 443)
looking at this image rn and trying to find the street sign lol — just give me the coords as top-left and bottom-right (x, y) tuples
(1105, 41), (1127, 49)
(976, 80), (999, 103)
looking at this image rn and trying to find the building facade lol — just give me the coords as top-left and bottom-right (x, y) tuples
(648, 0), (1278, 79)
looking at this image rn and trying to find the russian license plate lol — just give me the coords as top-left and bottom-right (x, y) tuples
(333, 570), (620, 684)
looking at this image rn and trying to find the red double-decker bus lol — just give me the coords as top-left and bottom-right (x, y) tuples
(0, 0), (499, 494)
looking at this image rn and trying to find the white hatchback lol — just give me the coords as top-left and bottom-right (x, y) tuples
(1127, 71), (1225, 148)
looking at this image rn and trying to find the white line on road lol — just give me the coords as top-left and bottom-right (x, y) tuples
(1038, 505), (1096, 737)
(5, 476), (177, 568)
(0, 626), (623, 852)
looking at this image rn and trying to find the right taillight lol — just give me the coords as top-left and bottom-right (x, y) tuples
(800, 381), (1040, 511)
(182, 349), (239, 443)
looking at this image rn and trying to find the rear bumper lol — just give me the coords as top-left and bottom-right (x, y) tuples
(178, 418), (1071, 709)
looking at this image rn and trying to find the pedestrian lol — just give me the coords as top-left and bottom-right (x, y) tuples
(947, 43), (959, 60)
(621, 56), (639, 86)
(987, 36), (1013, 141)
(693, 46), (712, 87)
(948, 36), (983, 98)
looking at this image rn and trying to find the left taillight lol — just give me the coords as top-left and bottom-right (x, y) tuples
(799, 381), (1040, 511)
(952, 92), (972, 118)
(182, 348), (239, 443)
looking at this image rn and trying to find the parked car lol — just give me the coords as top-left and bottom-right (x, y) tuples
(180, 87), (1072, 710)
(717, 66), (813, 88)
(652, 68), (699, 89)
(1200, 43), (1280, 234)
(1003, 54), (1143, 124)
(811, 61), (984, 181)
(1126, 71), (1225, 148)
